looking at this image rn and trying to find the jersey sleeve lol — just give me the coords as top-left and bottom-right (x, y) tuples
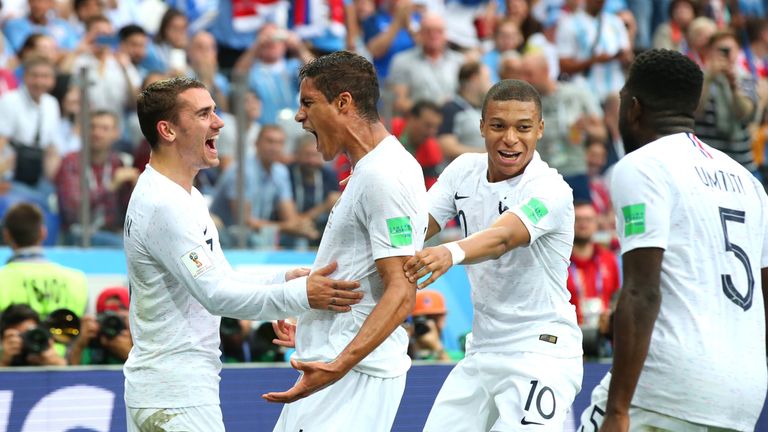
(609, 156), (672, 254)
(427, 156), (463, 228)
(509, 177), (573, 245)
(358, 170), (422, 260)
(142, 200), (309, 321)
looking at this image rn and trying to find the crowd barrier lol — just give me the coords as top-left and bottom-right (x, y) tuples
(1, 363), (767, 431)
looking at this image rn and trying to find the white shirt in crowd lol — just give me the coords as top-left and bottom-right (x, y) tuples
(123, 165), (310, 408)
(429, 152), (583, 358)
(293, 136), (428, 378)
(610, 132), (768, 430)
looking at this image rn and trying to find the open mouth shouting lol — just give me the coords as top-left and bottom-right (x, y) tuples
(498, 149), (522, 163)
(205, 135), (219, 155)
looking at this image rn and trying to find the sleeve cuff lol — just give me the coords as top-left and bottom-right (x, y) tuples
(284, 275), (310, 311)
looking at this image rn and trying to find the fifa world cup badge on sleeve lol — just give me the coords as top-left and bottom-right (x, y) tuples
(521, 198), (549, 224)
(622, 203), (646, 236)
(387, 216), (413, 247)
(181, 245), (214, 278)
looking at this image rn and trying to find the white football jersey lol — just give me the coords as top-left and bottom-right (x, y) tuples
(123, 165), (310, 408)
(293, 136), (428, 378)
(610, 132), (768, 430)
(429, 152), (582, 358)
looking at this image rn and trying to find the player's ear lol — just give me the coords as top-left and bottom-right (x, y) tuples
(628, 96), (643, 126)
(336, 92), (352, 113)
(157, 120), (176, 142)
(479, 118), (485, 138)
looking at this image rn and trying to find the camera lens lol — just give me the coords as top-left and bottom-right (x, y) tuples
(413, 316), (431, 337)
(97, 311), (126, 339)
(22, 327), (51, 355)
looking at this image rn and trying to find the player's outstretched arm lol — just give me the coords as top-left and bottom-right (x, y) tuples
(600, 247), (663, 432)
(404, 211), (530, 289)
(262, 256), (415, 403)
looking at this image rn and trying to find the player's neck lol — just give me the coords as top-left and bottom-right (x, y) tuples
(150, 153), (195, 193)
(572, 241), (595, 259)
(345, 121), (390, 166)
(649, 117), (695, 142)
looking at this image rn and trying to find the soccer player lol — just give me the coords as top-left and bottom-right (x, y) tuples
(404, 79), (583, 431)
(124, 77), (362, 432)
(263, 51), (429, 432)
(578, 49), (768, 432)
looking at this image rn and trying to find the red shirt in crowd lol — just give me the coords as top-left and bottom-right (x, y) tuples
(567, 244), (621, 325)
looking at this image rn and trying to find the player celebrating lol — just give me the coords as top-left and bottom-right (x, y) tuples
(404, 79), (583, 431)
(579, 49), (768, 431)
(262, 51), (428, 431)
(124, 77), (361, 432)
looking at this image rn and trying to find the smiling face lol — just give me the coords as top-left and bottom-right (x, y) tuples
(295, 78), (344, 161)
(169, 88), (224, 170)
(480, 99), (543, 182)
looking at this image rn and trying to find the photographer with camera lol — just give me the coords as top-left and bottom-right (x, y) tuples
(695, 30), (760, 179)
(407, 290), (461, 362)
(0, 304), (67, 367)
(67, 287), (132, 365)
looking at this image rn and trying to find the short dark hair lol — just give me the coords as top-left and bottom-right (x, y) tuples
(3, 202), (43, 247)
(0, 304), (40, 337)
(409, 100), (442, 118)
(298, 51), (380, 122)
(458, 61), (482, 89)
(137, 77), (206, 148)
(624, 49), (702, 115)
(745, 18), (768, 44)
(481, 79), (541, 120)
(707, 29), (738, 48)
(118, 24), (147, 42)
(573, 198), (594, 209)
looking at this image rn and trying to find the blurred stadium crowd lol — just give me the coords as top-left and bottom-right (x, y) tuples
(0, 0), (767, 366)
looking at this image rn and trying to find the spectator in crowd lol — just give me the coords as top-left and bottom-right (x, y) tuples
(55, 110), (139, 247)
(497, 50), (524, 80)
(152, 8), (189, 74)
(362, 0), (418, 80)
(234, 23), (314, 125)
(282, 134), (341, 249)
(499, 0), (543, 48)
(567, 199), (620, 357)
(387, 13), (466, 117)
(627, 0), (670, 50)
(117, 24), (150, 81)
(523, 52), (605, 201)
(344, 0), (375, 54)
(0, 56), (62, 200)
(482, 18), (524, 83)
(742, 17), (768, 79)
(67, 286), (132, 365)
(652, 0), (697, 52)
(219, 318), (286, 363)
(0, 303), (68, 366)
(556, 0), (633, 103)
(71, 15), (141, 120)
(438, 61), (491, 161)
(186, 31), (229, 113)
(56, 84), (83, 156)
(0, 202), (88, 317)
(408, 289), (462, 361)
(393, 100), (445, 189)
(3, 0), (79, 53)
(71, 0), (103, 37)
(684, 16), (717, 67)
(585, 140), (614, 234)
(695, 30), (759, 179)
(211, 125), (319, 248)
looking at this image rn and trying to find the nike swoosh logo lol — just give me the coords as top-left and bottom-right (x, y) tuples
(454, 192), (469, 200)
(520, 417), (544, 426)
